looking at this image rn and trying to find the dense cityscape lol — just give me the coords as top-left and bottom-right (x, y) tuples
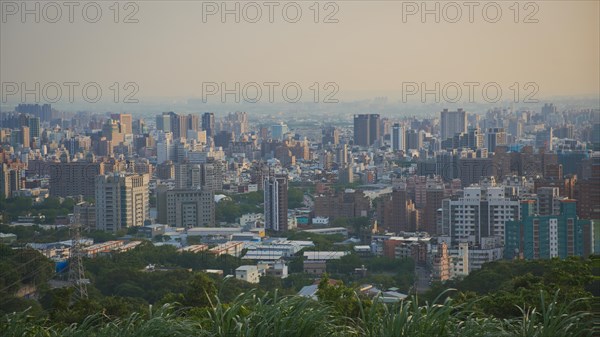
(1, 101), (598, 334)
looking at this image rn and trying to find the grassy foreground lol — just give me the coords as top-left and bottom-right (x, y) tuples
(1, 290), (593, 337)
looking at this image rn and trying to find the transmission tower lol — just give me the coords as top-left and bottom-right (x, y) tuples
(68, 222), (89, 300)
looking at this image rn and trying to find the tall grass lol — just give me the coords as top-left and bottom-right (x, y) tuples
(509, 291), (593, 337)
(0, 304), (198, 337)
(198, 290), (353, 337)
(1, 290), (592, 337)
(355, 290), (510, 337)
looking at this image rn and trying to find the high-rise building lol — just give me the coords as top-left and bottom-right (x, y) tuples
(390, 186), (414, 233)
(322, 126), (339, 146)
(186, 114), (199, 133)
(157, 189), (215, 228)
(156, 113), (171, 133)
(95, 173), (149, 232)
(424, 183), (446, 235)
(264, 174), (289, 232)
(271, 122), (288, 140)
(172, 113), (187, 140)
(575, 156), (600, 220)
(537, 187), (561, 216)
(214, 130), (234, 148)
(405, 129), (423, 151)
(535, 128), (553, 151)
(314, 189), (370, 221)
(220, 112), (248, 135)
(541, 103), (557, 117)
(508, 118), (522, 139)
(110, 113), (133, 134)
(467, 126), (484, 149)
(20, 126), (30, 148)
(1, 163), (21, 199)
(431, 242), (451, 282)
(102, 118), (125, 144)
(176, 160), (224, 192)
(591, 123), (600, 151)
(376, 185), (417, 233)
(353, 114), (380, 146)
(505, 199), (593, 259)
(336, 144), (348, 166)
(353, 114), (370, 146)
(486, 127), (507, 152)
(157, 134), (175, 164)
(16, 103), (51, 121)
(440, 108), (467, 141)
(49, 160), (105, 198)
(155, 112), (195, 139)
(28, 117), (40, 139)
(369, 114), (381, 146)
(133, 119), (146, 135)
(202, 112), (215, 138)
(338, 165), (354, 184)
(443, 186), (519, 245)
(391, 123), (405, 152)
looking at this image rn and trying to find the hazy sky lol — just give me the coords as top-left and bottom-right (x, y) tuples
(1, 1), (598, 104)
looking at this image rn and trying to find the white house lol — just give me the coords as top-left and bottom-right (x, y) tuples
(312, 217), (329, 225)
(235, 265), (260, 283)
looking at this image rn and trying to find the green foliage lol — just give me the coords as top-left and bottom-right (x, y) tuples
(333, 181), (362, 192)
(331, 217), (349, 227)
(0, 196), (76, 225)
(200, 290), (351, 337)
(0, 224), (71, 244)
(85, 230), (118, 243)
(424, 257), (595, 319)
(0, 296), (44, 317)
(0, 245), (54, 297)
(0, 290), (594, 337)
(287, 187), (304, 209)
(0, 241), (595, 336)
(259, 275), (283, 290)
(0, 197), (33, 221)
(316, 274), (365, 319)
(215, 200), (242, 223)
(281, 273), (313, 292)
(215, 191), (264, 223)
(327, 254), (362, 274)
(184, 273), (217, 307)
(286, 231), (346, 250)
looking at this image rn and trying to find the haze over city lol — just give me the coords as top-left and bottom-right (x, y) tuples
(1, 1), (598, 106)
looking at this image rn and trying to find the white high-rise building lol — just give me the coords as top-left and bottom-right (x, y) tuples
(271, 122), (288, 140)
(264, 174), (288, 232)
(392, 123), (405, 152)
(96, 173), (150, 232)
(157, 138), (175, 164)
(443, 186), (519, 245)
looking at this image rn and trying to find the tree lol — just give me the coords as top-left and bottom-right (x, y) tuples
(288, 187), (304, 209)
(184, 273), (217, 308)
(327, 254), (362, 275)
(215, 200), (241, 223)
(349, 217), (370, 237)
(331, 217), (349, 228)
(259, 275), (283, 290)
(316, 274), (363, 318)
